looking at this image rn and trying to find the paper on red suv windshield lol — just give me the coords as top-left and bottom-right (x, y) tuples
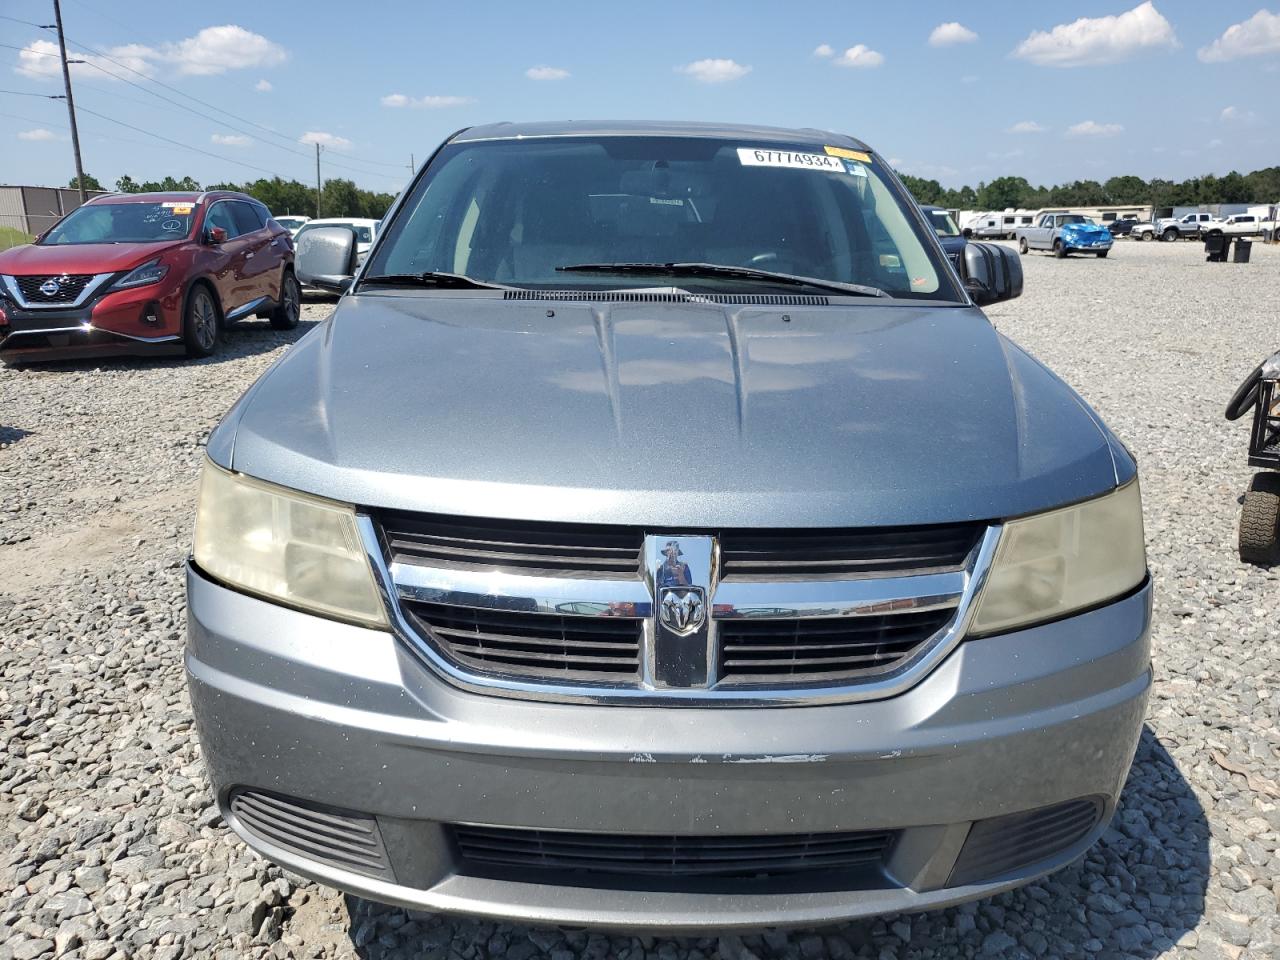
(737, 148), (847, 173)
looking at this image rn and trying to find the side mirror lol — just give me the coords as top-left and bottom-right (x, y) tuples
(962, 242), (1023, 306)
(961, 227), (973, 239)
(205, 226), (228, 245)
(295, 226), (358, 295)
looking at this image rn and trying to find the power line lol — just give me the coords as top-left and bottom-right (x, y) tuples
(3, 40), (401, 182)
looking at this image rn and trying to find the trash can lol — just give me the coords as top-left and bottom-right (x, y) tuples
(1204, 233), (1227, 261)
(1233, 239), (1253, 263)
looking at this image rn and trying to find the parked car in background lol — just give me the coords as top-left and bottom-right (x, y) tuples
(1155, 212), (1212, 242)
(1128, 221), (1156, 241)
(1203, 214), (1275, 238)
(187, 120), (1149, 930)
(0, 191), (299, 363)
(272, 215), (311, 237)
(921, 205), (966, 271)
(1106, 218), (1139, 237)
(1017, 213), (1114, 258)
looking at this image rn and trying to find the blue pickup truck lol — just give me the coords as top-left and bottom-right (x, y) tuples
(1016, 213), (1113, 258)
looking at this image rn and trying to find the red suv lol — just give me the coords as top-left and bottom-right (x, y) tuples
(0, 191), (299, 363)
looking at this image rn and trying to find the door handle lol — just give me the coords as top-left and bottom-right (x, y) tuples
(244, 252), (255, 259)
(270, 239), (280, 246)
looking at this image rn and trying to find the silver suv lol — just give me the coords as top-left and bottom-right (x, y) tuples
(186, 121), (1150, 929)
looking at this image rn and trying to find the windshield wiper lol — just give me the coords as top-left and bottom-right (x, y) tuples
(360, 271), (513, 290)
(555, 262), (890, 299)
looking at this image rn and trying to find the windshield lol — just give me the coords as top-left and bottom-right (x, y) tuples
(275, 217), (306, 229)
(367, 136), (958, 300)
(927, 209), (960, 237)
(1059, 215), (1087, 225)
(42, 202), (196, 245)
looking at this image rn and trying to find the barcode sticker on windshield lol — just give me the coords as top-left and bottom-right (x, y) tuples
(737, 148), (848, 173)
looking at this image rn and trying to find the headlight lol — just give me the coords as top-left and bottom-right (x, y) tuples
(970, 481), (1146, 635)
(193, 460), (388, 628)
(113, 258), (169, 290)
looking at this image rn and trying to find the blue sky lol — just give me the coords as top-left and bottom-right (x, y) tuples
(3, 1), (1278, 193)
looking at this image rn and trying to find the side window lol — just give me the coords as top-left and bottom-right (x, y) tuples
(231, 201), (265, 236)
(204, 202), (241, 239)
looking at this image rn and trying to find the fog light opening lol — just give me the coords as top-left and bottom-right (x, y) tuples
(141, 302), (162, 327)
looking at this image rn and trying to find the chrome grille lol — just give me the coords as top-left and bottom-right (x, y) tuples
(367, 513), (999, 704)
(452, 824), (895, 880)
(717, 608), (957, 684)
(15, 274), (94, 304)
(403, 602), (642, 681)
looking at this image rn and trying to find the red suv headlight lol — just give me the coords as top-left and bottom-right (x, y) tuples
(112, 258), (170, 290)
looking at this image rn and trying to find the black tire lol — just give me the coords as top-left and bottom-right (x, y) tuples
(183, 284), (220, 358)
(270, 270), (301, 330)
(1162, 228), (1180, 242)
(1053, 239), (1066, 259)
(1139, 231), (1152, 242)
(1240, 475), (1280, 564)
(1096, 250), (1109, 258)
(1018, 237), (1029, 255)
(1226, 362), (1264, 421)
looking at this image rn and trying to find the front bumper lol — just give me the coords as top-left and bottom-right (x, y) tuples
(0, 282), (183, 359)
(186, 563), (1151, 930)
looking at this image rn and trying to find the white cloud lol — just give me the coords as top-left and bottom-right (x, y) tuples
(14, 26), (284, 81)
(211, 133), (250, 146)
(255, 79), (272, 92)
(1066, 120), (1124, 137)
(835, 44), (885, 68)
(299, 131), (352, 150)
(380, 93), (472, 108)
(160, 25), (286, 75)
(15, 39), (154, 81)
(525, 65), (570, 80)
(676, 58), (752, 83)
(1208, 138), (1224, 148)
(1008, 120), (1047, 133)
(929, 22), (978, 47)
(1221, 105), (1259, 123)
(1199, 10), (1280, 62)
(813, 43), (834, 58)
(1012, 2), (1177, 67)
(17, 128), (57, 141)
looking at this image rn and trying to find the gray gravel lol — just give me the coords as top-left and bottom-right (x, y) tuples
(2, 243), (1279, 959)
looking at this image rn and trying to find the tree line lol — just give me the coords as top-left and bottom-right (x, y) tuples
(899, 166), (1280, 212)
(67, 173), (397, 220)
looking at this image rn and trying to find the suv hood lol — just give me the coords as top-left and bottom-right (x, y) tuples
(0, 241), (180, 276)
(216, 294), (1126, 527)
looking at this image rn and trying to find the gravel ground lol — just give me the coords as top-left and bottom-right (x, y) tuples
(2, 241), (1279, 960)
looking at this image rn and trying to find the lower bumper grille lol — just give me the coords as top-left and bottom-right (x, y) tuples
(229, 789), (394, 881)
(949, 797), (1104, 886)
(452, 825), (896, 881)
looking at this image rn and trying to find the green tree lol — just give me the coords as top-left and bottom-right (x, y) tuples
(1103, 175), (1148, 205)
(321, 178), (362, 218)
(976, 176), (1032, 210)
(115, 174), (141, 193)
(899, 174), (944, 205)
(68, 173), (103, 191)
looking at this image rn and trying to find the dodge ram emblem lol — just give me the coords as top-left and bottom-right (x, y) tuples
(39, 278), (61, 297)
(659, 586), (706, 635)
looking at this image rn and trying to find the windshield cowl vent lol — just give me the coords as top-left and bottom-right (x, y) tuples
(502, 290), (829, 306)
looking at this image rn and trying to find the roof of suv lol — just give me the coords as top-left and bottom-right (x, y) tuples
(85, 190), (250, 205)
(452, 120), (872, 151)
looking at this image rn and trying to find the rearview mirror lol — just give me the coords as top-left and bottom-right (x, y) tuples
(962, 242), (1023, 306)
(295, 226), (358, 294)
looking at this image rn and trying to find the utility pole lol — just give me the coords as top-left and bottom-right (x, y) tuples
(50, 0), (86, 203)
(409, 153), (415, 176)
(314, 142), (322, 218)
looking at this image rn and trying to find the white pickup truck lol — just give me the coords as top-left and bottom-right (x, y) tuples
(1202, 214), (1275, 237)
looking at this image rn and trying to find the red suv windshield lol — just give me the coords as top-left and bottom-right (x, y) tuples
(43, 202), (197, 245)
